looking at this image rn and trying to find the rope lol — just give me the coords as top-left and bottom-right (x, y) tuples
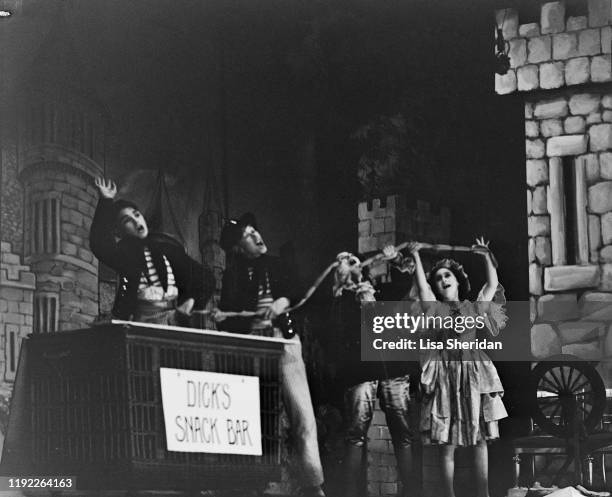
(194, 240), (496, 319)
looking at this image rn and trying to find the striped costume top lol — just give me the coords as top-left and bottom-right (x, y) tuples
(136, 247), (179, 302)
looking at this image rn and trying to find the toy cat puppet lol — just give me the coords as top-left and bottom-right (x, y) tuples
(332, 252), (376, 302)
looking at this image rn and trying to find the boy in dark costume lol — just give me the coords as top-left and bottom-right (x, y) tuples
(216, 213), (326, 497)
(90, 177), (214, 325)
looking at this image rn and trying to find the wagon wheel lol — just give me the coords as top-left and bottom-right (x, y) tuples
(529, 355), (606, 439)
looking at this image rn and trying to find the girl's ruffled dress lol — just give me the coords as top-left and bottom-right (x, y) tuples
(418, 284), (508, 446)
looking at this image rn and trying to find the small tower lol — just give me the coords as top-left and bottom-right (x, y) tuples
(14, 13), (108, 331)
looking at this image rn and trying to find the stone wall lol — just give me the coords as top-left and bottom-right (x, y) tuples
(0, 241), (35, 445)
(358, 195), (451, 282)
(20, 146), (102, 331)
(495, 0), (612, 380)
(495, 0), (611, 95)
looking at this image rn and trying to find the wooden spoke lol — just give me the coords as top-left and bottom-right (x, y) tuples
(569, 372), (587, 392)
(547, 368), (565, 390)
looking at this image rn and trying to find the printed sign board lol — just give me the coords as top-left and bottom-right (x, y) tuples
(159, 367), (262, 455)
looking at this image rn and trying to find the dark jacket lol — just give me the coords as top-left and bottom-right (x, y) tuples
(218, 253), (298, 333)
(333, 270), (420, 388)
(90, 198), (214, 319)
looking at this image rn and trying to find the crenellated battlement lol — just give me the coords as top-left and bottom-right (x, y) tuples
(495, 0), (611, 94)
(357, 194), (450, 282)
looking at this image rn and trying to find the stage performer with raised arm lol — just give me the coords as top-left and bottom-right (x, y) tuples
(90, 177), (214, 325)
(215, 213), (326, 497)
(332, 250), (420, 497)
(398, 237), (508, 497)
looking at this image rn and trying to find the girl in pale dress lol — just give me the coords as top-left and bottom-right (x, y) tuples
(390, 238), (508, 497)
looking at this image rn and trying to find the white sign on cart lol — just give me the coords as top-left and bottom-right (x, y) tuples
(159, 367), (262, 455)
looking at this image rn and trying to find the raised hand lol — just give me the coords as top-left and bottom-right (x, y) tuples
(382, 244), (399, 261)
(472, 236), (491, 256)
(406, 241), (421, 255)
(94, 177), (117, 199)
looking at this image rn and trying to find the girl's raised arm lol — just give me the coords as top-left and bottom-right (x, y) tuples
(406, 242), (432, 302)
(474, 236), (498, 302)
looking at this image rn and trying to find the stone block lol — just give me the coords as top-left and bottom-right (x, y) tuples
(558, 321), (601, 344)
(495, 70), (517, 95)
(531, 323), (562, 358)
(529, 237), (536, 261)
(605, 110), (612, 121)
(589, 182), (612, 213)
(535, 97), (568, 119)
(372, 218), (385, 234)
(588, 0), (611, 27)
(510, 39), (527, 67)
(590, 123), (612, 151)
(520, 23), (540, 38)
(580, 29), (603, 58)
(569, 93), (601, 114)
(533, 186), (548, 213)
(528, 215), (551, 236)
(580, 291), (612, 320)
(565, 116), (586, 133)
(496, 8), (519, 40)
(360, 219), (372, 237)
(544, 265), (600, 291)
(358, 202), (369, 220)
(541, 118), (564, 136)
(530, 263), (543, 295)
(526, 120), (539, 138)
(602, 26), (611, 54)
(61, 242), (77, 256)
(554, 33), (579, 59)
(546, 135), (588, 156)
(78, 248), (93, 264)
(589, 214), (602, 259)
(592, 55), (612, 82)
(602, 245), (612, 261)
(527, 160), (549, 186)
(567, 16), (588, 31)
(565, 57), (591, 85)
(603, 212), (612, 244)
(526, 102), (534, 118)
(18, 302), (33, 315)
(359, 236), (377, 253)
(588, 113), (603, 124)
(518, 65), (540, 91)
(5, 312), (25, 326)
(0, 287), (23, 301)
(535, 236), (552, 264)
(562, 341), (602, 359)
(527, 138), (546, 158)
(542, 2), (566, 34)
(601, 263), (612, 290)
(527, 190), (533, 215)
(580, 154), (599, 184)
(528, 36), (552, 64)
(537, 293), (579, 321)
(540, 62), (565, 88)
(601, 152), (612, 179)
